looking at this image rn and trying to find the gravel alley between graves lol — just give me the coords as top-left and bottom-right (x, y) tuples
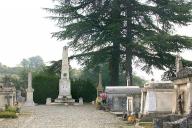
(0, 104), (129, 128)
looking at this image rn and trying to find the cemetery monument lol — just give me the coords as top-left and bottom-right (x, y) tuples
(0, 83), (16, 109)
(55, 46), (75, 104)
(24, 72), (35, 106)
(97, 69), (103, 97)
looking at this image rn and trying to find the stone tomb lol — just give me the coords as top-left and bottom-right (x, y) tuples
(16, 90), (25, 103)
(140, 81), (176, 116)
(0, 83), (16, 110)
(171, 55), (192, 115)
(105, 86), (141, 114)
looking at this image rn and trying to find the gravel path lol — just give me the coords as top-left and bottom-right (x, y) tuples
(0, 104), (128, 128)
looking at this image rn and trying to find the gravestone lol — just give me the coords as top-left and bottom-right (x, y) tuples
(24, 72), (35, 106)
(16, 90), (25, 102)
(55, 46), (75, 104)
(79, 97), (83, 105)
(46, 98), (51, 105)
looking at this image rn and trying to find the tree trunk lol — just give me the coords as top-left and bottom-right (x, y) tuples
(109, 0), (121, 86)
(110, 42), (120, 86)
(125, 1), (133, 86)
(126, 47), (133, 86)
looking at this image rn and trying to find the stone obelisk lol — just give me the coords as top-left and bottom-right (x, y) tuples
(24, 72), (35, 106)
(55, 46), (75, 103)
(97, 69), (103, 97)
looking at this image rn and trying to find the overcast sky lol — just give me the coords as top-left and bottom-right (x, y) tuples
(0, 0), (191, 80)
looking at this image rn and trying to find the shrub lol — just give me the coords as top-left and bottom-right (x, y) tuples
(5, 106), (17, 113)
(0, 112), (17, 118)
(33, 72), (59, 104)
(71, 79), (97, 102)
(139, 116), (154, 122)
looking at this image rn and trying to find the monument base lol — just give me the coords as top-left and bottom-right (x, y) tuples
(54, 95), (75, 105)
(24, 102), (35, 106)
(24, 89), (35, 106)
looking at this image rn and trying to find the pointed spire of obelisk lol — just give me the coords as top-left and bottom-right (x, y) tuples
(176, 54), (183, 75)
(97, 68), (103, 97)
(61, 46), (70, 80)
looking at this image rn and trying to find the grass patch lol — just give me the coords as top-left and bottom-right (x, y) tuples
(5, 106), (17, 113)
(139, 122), (153, 128)
(139, 116), (153, 122)
(0, 111), (17, 118)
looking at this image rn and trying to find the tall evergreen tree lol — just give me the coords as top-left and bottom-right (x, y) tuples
(46, 0), (192, 86)
(121, 0), (192, 85)
(46, 0), (123, 86)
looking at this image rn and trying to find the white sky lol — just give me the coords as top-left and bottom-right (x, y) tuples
(0, 0), (192, 81)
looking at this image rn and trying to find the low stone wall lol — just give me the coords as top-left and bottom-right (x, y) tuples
(163, 117), (187, 128)
(163, 116), (192, 128)
(153, 115), (183, 128)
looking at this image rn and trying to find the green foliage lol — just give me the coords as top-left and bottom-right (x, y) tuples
(17, 56), (45, 93)
(0, 63), (22, 79)
(46, 0), (192, 85)
(33, 71), (59, 104)
(5, 106), (17, 113)
(0, 111), (17, 118)
(20, 56), (44, 71)
(0, 56), (45, 91)
(32, 69), (97, 104)
(1, 75), (12, 86)
(71, 79), (97, 102)
(133, 75), (146, 87)
(139, 116), (154, 123)
(161, 58), (192, 80)
(139, 122), (153, 128)
(49, 62), (146, 86)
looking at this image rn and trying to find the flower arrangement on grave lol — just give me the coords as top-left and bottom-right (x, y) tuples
(97, 92), (110, 111)
(96, 96), (102, 109)
(127, 115), (136, 124)
(100, 92), (107, 104)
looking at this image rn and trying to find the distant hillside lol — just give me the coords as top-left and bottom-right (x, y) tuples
(0, 63), (23, 77)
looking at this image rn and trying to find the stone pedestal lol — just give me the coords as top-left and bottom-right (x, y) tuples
(24, 88), (35, 106)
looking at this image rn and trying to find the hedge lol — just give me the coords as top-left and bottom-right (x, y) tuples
(33, 73), (59, 104)
(32, 72), (97, 104)
(0, 112), (17, 118)
(71, 79), (97, 102)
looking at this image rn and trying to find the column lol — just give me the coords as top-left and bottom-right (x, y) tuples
(172, 85), (178, 114)
(187, 82), (192, 114)
(140, 91), (144, 114)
